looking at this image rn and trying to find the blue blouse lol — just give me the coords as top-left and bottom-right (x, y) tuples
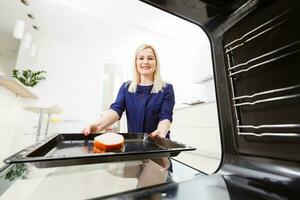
(110, 82), (175, 138)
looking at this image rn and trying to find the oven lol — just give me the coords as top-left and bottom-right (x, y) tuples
(1, 0), (299, 199)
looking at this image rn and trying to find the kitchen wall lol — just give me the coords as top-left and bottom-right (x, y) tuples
(16, 35), (105, 121)
(0, 87), (37, 167)
(0, 34), (19, 76)
(0, 53), (16, 77)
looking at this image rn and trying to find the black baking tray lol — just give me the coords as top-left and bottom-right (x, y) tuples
(4, 133), (195, 168)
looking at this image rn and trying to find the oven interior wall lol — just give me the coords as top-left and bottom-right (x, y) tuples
(223, 0), (300, 161)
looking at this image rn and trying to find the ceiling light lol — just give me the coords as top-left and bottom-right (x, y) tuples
(22, 33), (32, 49)
(13, 19), (25, 39)
(30, 43), (36, 58)
(27, 13), (35, 19)
(20, 0), (30, 6)
(32, 25), (39, 30)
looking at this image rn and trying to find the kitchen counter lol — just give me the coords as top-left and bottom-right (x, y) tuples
(174, 101), (216, 111)
(0, 158), (201, 199)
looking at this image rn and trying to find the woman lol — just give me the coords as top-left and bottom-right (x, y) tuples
(83, 44), (175, 138)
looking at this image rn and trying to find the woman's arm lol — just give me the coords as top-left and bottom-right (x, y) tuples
(83, 109), (119, 136)
(150, 119), (171, 138)
(83, 83), (126, 136)
(151, 84), (175, 138)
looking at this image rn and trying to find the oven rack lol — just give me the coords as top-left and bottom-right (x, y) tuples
(237, 132), (300, 137)
(229, 41), (300, 77)
(233, 93), (300, 107)
(232, 84), (300, 101)
(237, 124), (300, 129)
(224, 6), (299, 53)
(225, 12), (300, 137)
(237, 124), (300, 137)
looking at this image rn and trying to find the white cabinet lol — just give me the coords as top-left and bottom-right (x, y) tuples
(171, 102), (221, 173)
(172, 102), (219, 128)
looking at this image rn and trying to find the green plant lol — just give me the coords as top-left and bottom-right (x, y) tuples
(13, 69), (46, 87)
(4, 163), (29, 181)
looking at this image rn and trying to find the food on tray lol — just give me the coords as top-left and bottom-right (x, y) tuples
(93, 146), (105, 153)
(94, 133), (124, 152)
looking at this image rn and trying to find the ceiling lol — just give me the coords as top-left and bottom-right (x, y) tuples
(0, 0), (207, 55)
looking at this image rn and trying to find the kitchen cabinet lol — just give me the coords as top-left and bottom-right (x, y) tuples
(171, 102), (221, 173)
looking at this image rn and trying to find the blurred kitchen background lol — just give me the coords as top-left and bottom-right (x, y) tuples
(0, 0), (220, 174)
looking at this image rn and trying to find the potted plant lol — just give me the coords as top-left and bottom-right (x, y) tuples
(12, 69), (46, 87)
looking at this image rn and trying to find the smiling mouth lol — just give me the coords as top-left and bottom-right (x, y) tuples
(141, 66), (151, 69)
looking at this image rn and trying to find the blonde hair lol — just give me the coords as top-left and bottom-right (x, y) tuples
(128, 44), (166, 93)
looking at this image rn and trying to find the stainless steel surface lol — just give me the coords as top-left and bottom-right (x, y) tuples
(232, 84), (300, 100)
(237, 132), (300, 137)
(44, 113), (51, 138)
(233, 93), (300, 106)
(237, 124), (300, 129)
(35, 110), (44, 143)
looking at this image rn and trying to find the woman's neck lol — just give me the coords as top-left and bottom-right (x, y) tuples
(139, 75), (154, 86)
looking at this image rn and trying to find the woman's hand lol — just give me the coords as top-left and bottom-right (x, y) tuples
(150, 120), (171, 138)
(83, 124), (99, 136)
(82, 110), (120, 136)
(150, 130), (162, 137)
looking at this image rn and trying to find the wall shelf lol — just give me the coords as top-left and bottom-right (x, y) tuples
(0, 75), (38, 99)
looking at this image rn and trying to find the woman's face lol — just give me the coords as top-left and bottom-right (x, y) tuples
(136, 48), (157, 77)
